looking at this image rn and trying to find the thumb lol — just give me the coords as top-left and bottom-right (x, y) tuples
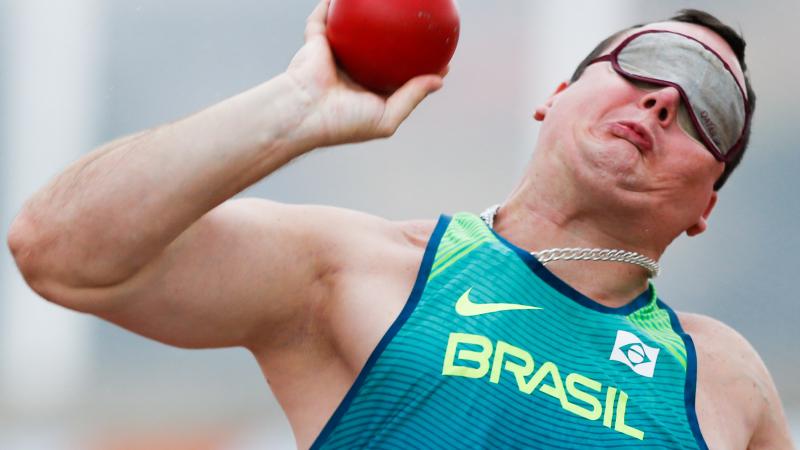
(378, 75), (444, 135)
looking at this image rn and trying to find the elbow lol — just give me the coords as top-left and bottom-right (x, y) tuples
(7, 209), (126, 314)
(7, 209), (83, 310)
(7, 209), (42, 286)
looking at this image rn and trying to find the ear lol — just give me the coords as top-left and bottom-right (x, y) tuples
(534, 81), (570, 121)
(686, 192), (718, 237)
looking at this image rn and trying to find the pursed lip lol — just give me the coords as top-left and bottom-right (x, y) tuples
(610, 121), (654, 152)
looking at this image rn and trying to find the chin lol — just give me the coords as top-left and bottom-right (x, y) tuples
(564, 154), (649, 211)
(579, 140), (643, 181)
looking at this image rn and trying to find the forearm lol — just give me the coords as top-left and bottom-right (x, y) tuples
(9, 73), (318, 287)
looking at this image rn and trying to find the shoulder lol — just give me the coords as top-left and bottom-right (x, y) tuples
(676, 312), (766, 408)
(676, 312), (793, 449)
(677, 312), (756, 358)
(677, 311), (767, 398)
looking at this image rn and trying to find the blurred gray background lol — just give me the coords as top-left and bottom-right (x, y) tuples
(1, 0), (798, 448)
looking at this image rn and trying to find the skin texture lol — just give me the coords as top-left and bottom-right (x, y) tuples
(6, 1), (794, 449)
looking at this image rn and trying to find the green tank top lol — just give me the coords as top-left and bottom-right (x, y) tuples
(311, 213), (707, 449)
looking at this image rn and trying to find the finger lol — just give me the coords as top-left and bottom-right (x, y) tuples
(379, 75), (444, 135)
(305, 0), (330, 42)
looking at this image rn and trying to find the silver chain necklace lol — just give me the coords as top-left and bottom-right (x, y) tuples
(479, 204), (660, 278)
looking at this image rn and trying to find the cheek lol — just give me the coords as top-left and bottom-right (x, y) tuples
(545, 84), (609, 135)
(565, 78), (640, 129)
(662, 142), (723, 188)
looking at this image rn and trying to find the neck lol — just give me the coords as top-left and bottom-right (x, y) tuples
(492, 182), (663, 308)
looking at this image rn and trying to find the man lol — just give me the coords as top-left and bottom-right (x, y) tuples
(6, 1), (793, 448)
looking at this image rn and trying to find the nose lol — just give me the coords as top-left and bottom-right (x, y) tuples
(640, 86), (681, 127)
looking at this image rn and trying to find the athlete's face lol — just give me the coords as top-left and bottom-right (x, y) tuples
(534, 21), (746, 238)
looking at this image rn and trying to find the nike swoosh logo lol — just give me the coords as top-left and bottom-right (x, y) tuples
(455, 288), (542, 317)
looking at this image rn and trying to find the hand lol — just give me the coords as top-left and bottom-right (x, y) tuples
(284, 0), (447, 147)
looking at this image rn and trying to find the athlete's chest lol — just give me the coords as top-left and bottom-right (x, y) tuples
(335, 290), (753, 450)
(328, 265), (702, 448)
(321, 212), (714, 448)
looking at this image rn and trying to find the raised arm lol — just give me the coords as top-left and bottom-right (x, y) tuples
(6, 0), (444, 350)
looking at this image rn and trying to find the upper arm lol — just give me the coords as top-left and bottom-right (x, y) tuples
(680, 313), (794, 449)
(744, 343), (795, 449)
(39, 198), (394, 351)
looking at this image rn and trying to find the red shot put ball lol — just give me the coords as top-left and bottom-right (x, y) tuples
(326, 0), (460, 95)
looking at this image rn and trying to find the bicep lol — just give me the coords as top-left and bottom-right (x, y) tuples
(68, 198), (332, 350)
